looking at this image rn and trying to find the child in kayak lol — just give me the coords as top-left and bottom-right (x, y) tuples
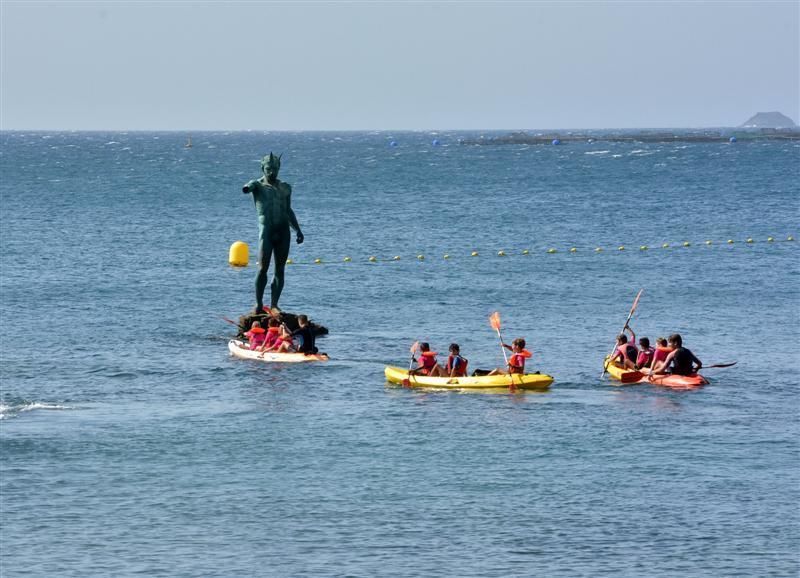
(652, 334), (702, 375)
(649, 337), (672, 372)
(291, 315), (318, 355)
(258, 318), (283, 352)
(489, 338), (531, 375)
(612, 326), (638, 370)
(243, 321), (267, 350)
(445, 343), (468, 377)
(410, 342), (445, 376)
(636, 337), (655, 370)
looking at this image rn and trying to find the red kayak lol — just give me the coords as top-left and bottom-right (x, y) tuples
(646, 372), (709, 389)
(604, 357), (708, 389)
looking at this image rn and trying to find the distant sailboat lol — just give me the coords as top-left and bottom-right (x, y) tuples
(185, 135), (193, 148)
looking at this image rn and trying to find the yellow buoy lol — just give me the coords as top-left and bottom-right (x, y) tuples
(595, 247), (602, 252)
(767, 237), (774, 242)
(522, 249), (530, 255)
(443, 254), (450, 260)
(662, 243), (670, 248)
(314, 258), (322, 264)
(640, 245), (648, 251)
(368, 256), (377, 262)
(705, 240), (712, 245)
(570, 247), (577, 253)
(497, 250), (506, 256)
(471, 251), (479, 257)
(727, 239), (734, 244)
(746, 238), (754, 244)
(286, 258), (293, 265)
(417, 254), (425, 260)
(343, 256), (352, 262)
(683, 241), (691, 247)
(618, 246), (625, 251)
(547, 248), (557, 254)
(228, 241), (249, 267)
(393, 255), (401, 261)
(788, 236), (795, 241)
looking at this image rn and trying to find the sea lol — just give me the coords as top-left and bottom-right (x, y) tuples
(1, 131), (798, 577)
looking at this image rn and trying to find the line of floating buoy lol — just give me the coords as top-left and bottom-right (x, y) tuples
(228, 236), (795, 267)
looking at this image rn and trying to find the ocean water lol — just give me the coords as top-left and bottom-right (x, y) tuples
(1, 131), (798, 577)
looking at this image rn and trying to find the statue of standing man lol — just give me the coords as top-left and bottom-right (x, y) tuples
(242, 153), (304, 313)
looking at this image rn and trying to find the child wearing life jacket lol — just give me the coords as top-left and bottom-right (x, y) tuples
(489, 338), (531, 375)
(258, 318), (283, 352)
(653, 334), (702, 376)
(410, 342), (445, 376)
(273, 322), (295, 353)
(613, 326), (638, 370)
(244, 321), (267, 350)
(649, 337), (672, 372)
(636, 337), (655, 370)
(445, 343), (468, 378)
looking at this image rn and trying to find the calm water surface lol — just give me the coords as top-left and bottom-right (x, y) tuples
(1, 131), (798, 576)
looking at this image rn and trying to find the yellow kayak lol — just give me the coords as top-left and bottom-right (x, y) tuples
(603, 356), (645, 384)
(384, 366), (553, 391)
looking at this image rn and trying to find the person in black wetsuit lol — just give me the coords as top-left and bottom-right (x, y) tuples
(654, 333), (702, 375)
(291, 315), (318, 355)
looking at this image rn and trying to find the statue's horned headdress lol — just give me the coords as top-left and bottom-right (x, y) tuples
(262, 152), (282, 172)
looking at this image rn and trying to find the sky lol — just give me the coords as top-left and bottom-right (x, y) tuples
(1, 1), (798, 130)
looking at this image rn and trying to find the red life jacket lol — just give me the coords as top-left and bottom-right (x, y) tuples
(446, 354), (468, 377)
(509, 352), (526, 373)
(419, 351), (438, 372)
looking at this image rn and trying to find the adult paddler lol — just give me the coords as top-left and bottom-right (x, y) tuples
(242, 152), (304, 314)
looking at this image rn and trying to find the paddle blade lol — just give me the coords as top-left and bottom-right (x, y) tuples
(409, 341), (419, 354)
(489, 311), (501, 331)
(629, 289), (644, 316)
(620, 371), (645, 384)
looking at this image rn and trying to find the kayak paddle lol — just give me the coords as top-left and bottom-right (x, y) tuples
(402, 341), (419, 387)
(703, 362), (737, 369)
(601, 289), (644, 378)
(489, 311), (516, 392)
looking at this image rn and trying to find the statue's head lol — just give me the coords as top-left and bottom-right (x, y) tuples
(261, 152), (281, 182)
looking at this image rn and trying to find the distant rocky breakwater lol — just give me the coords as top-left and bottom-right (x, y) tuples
(460, 128), (800, 146)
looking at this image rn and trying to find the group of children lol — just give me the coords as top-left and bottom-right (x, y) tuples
(241, 314), (318, 355)
(242, 316), (701, 376)
(409, 338), (532, 378)
(613, 328), (702, 376)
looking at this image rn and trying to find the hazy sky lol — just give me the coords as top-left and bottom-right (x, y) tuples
(1, 1), (798, 130)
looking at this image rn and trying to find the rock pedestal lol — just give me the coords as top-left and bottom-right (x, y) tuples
(235, 310), (329, 340)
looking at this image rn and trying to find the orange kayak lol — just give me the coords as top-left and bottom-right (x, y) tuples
(604, 356), (708, 389)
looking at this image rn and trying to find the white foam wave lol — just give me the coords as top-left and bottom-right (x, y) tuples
(585, 150), (610, 155)
(0, 402), (73, 419)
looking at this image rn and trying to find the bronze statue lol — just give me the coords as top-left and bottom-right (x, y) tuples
(242, 153), (304, 313)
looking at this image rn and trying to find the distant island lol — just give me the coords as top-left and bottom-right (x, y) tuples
(739, 111), (797, 128)
(460, 112), (800, 145)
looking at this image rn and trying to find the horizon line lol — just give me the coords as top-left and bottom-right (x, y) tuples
(2, 124), (797, 133)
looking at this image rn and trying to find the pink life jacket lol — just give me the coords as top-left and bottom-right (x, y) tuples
(615, 342), (638, 364)
(637, 347), (655, 368)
